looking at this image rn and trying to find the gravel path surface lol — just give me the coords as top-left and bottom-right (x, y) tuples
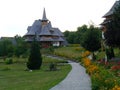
(48, 55), (91, 90)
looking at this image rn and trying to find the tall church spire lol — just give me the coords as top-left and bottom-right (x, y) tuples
(42, 8), (48, 21)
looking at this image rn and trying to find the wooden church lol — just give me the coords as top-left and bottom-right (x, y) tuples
(24, 8), (67, 47)
(100, 1), (120, 50)
(101, 1), (120, 32)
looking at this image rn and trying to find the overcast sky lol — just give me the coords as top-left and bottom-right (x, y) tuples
(0, 0), (116, 37)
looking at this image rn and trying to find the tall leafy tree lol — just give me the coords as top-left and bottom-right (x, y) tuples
(63, 30), (70, 43)
(14, 35), (28, 57)
(27, 37), (42, 70)
(75, 25), (88, 44)
(0, 39), (14, 57)
(63, 31), (76, 44)
(63, 30), (70, 38)
(67, 32), (76, 44)
(63, 25), (88, 44)
(81, 25), (101, 60)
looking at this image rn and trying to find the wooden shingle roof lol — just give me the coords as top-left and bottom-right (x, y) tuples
(25, 20), (42, 36)
(24, 8), (66, 43)
(103, 1), (120, 17)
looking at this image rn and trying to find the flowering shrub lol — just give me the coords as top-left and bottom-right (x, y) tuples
(91, 66), (117, 90)
(82, 58), (91, 67)
(81, 50), (120, 90)
(82, 57), (98, 75)
(86, 64), (98, 75)
(112, 85), (120, 90)
(53, 47), (120, 89)
(111, 65), (120, 71)
(81, 51), (91, 58)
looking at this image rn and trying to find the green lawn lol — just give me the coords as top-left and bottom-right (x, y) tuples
(54, 47), (85, 61)
(54, 46), (120, 61)
(0, 57), (71, 90)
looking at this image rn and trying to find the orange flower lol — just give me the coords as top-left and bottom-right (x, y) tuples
(83, 58), (91, 67)
(81, 51), (91, 58)
(86, 64), (98, 75)
(112, 85), (120, 90)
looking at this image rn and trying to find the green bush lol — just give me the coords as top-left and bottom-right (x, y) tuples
(49, 63), (56, 71)
(5, 58), (13, 64)
(27, 38), (42, 70)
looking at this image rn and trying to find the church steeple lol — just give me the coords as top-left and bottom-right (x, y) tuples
(42, 8), (48, 21)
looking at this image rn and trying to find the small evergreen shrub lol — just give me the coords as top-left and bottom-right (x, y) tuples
(49, 63), (56, 71)
(27, 38), (42, 70)
(5, 58), (13, 64)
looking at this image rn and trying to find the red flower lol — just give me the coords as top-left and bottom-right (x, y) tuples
(111, 65), (120, 71)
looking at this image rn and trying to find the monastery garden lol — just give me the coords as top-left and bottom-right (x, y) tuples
(0, 1), (120, 90)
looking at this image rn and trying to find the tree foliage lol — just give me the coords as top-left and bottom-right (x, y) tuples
(14, 35), (28, 57)
(0, 35), (28, 58)
(75, 25), (88, 44)
(81, 25), (101, 52)
(0, 39), (14, 57)
(27, 38), (42, 70)
(63, 25), (88, 44)
(81, 25), (101, 60)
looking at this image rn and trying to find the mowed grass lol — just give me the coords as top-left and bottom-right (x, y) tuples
(0, 57), (71, 90)
(54, 46), (85, 61)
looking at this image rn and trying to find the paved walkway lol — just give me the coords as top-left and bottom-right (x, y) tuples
(49, 58), (91, 90)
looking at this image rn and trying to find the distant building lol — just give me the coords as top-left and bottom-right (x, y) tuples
(24, 8), (67, 47)
(100, 1), (120, 51)
(0, 37), (17, 45)
(101, 1), (120, 33)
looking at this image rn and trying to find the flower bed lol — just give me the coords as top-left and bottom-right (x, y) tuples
(52, 46), (120, 89)
(81, 51), (120, 90)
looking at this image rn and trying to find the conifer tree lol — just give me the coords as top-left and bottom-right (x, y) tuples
(27, 37), (42, 70)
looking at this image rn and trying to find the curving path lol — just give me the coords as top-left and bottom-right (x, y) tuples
(48, 55), (91, 90)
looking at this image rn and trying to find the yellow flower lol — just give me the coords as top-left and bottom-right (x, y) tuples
(83, 58), (91, 67)
(81, 51), (91, 58)
(86, 64), (98, 75)
(112, 85), (120, 90)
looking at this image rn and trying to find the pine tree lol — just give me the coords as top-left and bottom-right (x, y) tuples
(27, 38), (42, 70)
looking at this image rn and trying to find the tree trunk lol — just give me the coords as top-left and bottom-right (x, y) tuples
(92, 52), (96, 60)
(110, 47), (115, 58)
(105, 47), (115, 60)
